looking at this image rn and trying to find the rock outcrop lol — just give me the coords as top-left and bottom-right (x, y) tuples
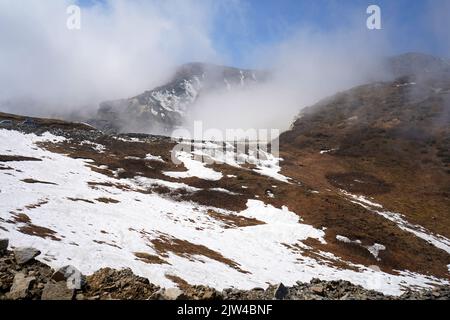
(0, 244), (449, 301)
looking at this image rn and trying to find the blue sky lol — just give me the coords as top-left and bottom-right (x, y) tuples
(75, 0), (449, 67)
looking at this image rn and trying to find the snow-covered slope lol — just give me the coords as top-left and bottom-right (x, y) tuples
(1, 128), (449, 296)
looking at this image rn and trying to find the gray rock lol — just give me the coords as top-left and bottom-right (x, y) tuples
(252, 287), (265, 291)
(41, 282), (74, 300)
(163, 288), (186, 300)
(51, 265), (86, 290)
(75, 293), (85, 300)
(6, 272), (35, 299)
(0, 238), (8, 252)
(274, 283), (288, 300)
(311, 285), (324, 295)
(14, 247), (41, 265)
(369, 265), (381, 272)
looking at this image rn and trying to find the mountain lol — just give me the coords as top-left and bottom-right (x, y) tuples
(1, 53), (450, 298)
(89, 63), (267, 134)
(278, 68), (450, 282)
(88, 53), (450, 135)
(1, 109), (449, 296)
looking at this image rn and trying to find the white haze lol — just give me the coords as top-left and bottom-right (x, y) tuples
(0, 0), (220, 117)
(187, 27), (391, 133)
(0, 0), (448, 134)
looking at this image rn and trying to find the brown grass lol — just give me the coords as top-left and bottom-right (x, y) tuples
(21, 178), (57, 185)
(165, 274), (191, 290)
(0, 155), (42, 162)
(93, 240), (121, 249)
(95, 197), (120, 204)
(67, 197), (95, 204)
(25, 200), (49, 210)
(134, 252), (169, 265)
(151, 234), (249, 274)
(207, 210), (265, 228)
(18, 224), (61, 241)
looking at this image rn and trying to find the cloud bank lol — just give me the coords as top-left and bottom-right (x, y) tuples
(0, 0), (220, 117)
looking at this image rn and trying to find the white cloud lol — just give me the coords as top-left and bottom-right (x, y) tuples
(0, 0), (220, 115)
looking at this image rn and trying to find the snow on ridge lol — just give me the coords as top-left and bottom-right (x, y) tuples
(188, 142), (291, 183)
(341, 190), (450, 255)
(0, 129), (448, 295)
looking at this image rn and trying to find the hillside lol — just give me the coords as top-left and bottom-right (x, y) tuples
(1, 97), (449, 298)
(1, 53), (450, 300)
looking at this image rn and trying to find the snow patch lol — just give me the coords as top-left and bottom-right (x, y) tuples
(366, 244), (386, 260)
(0, 129), (448, 296)
(163, 151), (223, 181)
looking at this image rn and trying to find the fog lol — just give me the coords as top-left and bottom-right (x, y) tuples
(187, 27), (391, 133)
(0, 0), (220, 118)
(0, 0), (448, 134)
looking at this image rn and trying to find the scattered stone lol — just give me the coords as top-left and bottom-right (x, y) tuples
(75, 293), (85, 300)
(163, 288), (186, 300)
(1, 247), (450, 301)
(432, 291), (441, 298)
(274, 283), (288, 300)
(14, 247), (41, 265)
(52, 265), (86, 289)
(6, 272), (35, 299)
(41, 282), (74, 300)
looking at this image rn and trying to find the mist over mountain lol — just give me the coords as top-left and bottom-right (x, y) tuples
(89, 63), (268, 134)
(84, 52), (449, 136)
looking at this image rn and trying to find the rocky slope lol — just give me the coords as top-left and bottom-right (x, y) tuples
(1, 53), (450, 299)
(0, 110), (449, 298)
(1, 243), (449, 300)
(87, 53), (450, 135)
(89, 63), (266, 134)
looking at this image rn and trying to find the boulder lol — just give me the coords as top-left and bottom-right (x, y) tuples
(274, 283), (288, 300)
(14, 247), (41, 265)
(6, 272), (35, 299)
(369, 265), (382, 272)
(51, 265), (86, 290)
(163, 288), (186, 300)
(41, 282), (74, 300)
(311, 285), (324, 295)
(0, 238), (8, 252)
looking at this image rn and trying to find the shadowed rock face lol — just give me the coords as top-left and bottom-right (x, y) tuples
(90, 63), (267, 135)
